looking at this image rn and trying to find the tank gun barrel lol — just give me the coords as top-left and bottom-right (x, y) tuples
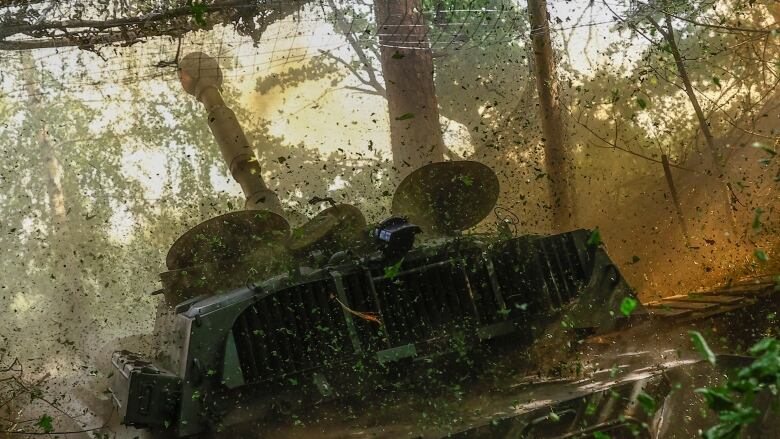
(178, 52), (282, 213)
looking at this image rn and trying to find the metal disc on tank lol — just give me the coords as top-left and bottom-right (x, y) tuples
(391, 161), (499, 234)
(166, 210), (290, 270)
(288, 204), (366, 252)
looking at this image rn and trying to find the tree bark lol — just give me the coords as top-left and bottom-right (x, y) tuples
(374, 0), (445, 176)
(527, 0), (573, 231)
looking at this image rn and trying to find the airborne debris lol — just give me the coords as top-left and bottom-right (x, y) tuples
(35, 414), (53, 433)
(689, 331), (717, 365)
(620, 297), (638, 317)
(586, 228), (602, 247)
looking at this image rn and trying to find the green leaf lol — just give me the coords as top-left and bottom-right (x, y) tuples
(593, 432), (611, 439)
(36, 414), (54, 433)
(747, 337), (777, 356)
(630, 255), (641, 264)
(712, 76), (722, 88)
(636, 391), (657, 415)
(586, 228), (602, 247)
(620, 297), (638, 317)
(696, 338), (780, 438)
(702, 422), (741, 439)
(754, 249), (768, 262)
(751, 142), (777, 157)
(395, 113), (415, 120)
(636, 97), (647, 109)
(610, 88), (620, 103)
(458, 175), (474, 186)
(189, 2), (208, 27)
(718, 405), (759, 426)
(391, 51), (405, 59)
(752, 208), (764, 232)
(689, 330), (717, 365)
(695, 387), (735, 412)
(384, 258), (404, 280)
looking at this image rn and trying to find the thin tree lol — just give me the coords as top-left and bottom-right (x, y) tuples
(527, 0), (573, 230)
(646, 13), (737, 231)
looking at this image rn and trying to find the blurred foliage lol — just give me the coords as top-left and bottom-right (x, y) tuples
(697, 337), (780, 439)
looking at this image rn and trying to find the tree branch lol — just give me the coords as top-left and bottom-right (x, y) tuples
(641, 1), (780, 35)
(0, 0), (310, 50)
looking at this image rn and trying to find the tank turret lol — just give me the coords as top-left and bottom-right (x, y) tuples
(157, 52), (292, 304)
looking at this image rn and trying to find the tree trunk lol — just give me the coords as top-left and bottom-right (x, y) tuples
(661, 154), (691, 247)
(374, 0), (445, 176)
(21, 52), (86, 314)
(657, 15), (721, 171)
(650, 14), (737, 232)
(527, 0), (573, 231)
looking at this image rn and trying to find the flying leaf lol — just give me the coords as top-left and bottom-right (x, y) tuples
(695, 387), (734, 412)
(610, 89), (620, 103)
(712, 76), (721, 88)
(751, 142), (777, 157)
(586, 228), (602, 247)
(754, 249), (768, 262)
(636, 97), (647, 109)
(392, 51), (405, 59)
(609, 363), (619, 378)
(458, 175), (474, 187)
(36, 414), (54, 433)
(636, 392), (657, 415)
(384, 258), (404, 280)
(620, 297), (638, 317)
(395, 113), (415, 121)
(752, 208), (764, 233)
(189, 2), (208, 27)
(689, 330), (716, 365)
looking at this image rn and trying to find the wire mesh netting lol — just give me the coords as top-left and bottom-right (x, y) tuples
(0, 0), (536, 100)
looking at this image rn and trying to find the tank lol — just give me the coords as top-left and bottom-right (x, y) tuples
(107, 52), (780, 439)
